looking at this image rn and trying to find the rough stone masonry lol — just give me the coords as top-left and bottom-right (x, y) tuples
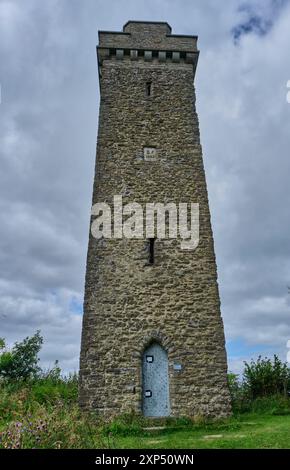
(79, 21), (232, 419)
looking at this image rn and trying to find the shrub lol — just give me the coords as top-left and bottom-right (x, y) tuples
(0, 332), (43, 381)
(228, 355), (290, 414)
(243, 355), (290, 399)
(227, 373), (252, 413)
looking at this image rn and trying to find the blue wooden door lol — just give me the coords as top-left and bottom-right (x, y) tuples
(142, 343), (170, 417)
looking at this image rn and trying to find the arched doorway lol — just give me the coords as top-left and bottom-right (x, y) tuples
(142, 342), (170, 417)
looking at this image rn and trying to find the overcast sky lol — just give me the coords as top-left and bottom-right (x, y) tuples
(0, 0), (290, 375)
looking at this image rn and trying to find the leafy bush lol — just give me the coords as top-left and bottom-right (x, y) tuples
(0, 332), (43, 381)
(243, 355), (290, 398)
(228, 356), (290, 414)
(227, 373), (251, 413)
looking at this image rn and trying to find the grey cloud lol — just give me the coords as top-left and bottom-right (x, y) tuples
(231, 0), (289, 43)
(0, 0), (290, 373)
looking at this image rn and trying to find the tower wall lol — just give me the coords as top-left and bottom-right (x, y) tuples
(79, 21), (231, 419)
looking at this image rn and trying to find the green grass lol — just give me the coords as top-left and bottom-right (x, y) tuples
(1, 377), (290, 449)
(113, 414), (290, 449)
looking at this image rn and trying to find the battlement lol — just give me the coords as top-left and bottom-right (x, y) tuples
(97, 21), (199, 70)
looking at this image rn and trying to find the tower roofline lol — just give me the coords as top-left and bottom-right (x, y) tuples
(98, 30), (130, 38)
(98, 21), (198, 41)
(123, 20), (172, 32)
(97, 30), (198, 41)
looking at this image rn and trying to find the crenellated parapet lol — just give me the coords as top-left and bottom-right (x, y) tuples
(97, 21), (199, 76)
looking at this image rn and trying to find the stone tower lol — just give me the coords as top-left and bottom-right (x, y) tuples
(79, 21), (231, 419)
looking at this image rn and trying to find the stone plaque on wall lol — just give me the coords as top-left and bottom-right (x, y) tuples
(144, 147), (157, 161)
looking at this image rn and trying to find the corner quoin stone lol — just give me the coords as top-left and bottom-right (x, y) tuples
(79, 21), (232, 419)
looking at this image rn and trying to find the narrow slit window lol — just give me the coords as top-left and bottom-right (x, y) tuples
(148, 238), (155, 265)
(146, 81), (152, 97)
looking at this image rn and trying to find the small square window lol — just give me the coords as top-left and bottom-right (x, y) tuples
(146, 355), (154, 363)
(145, 390), (152, 398)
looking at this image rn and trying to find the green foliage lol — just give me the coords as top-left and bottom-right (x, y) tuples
(0, 400), (104, 449)
(228, 373), (241, 401)
(0, 331), (43, 381)
(31, 373), (78, 405)
(228, 356), (290, 414)
(243, 355), (290, 398)
(249, 395), (290, 415)
(0, 371), (102, 449)
(227, 372), (250, 413)
(1, 372), (290, 449)
(0, 351), (14, 376)
(0, 333), (90, 449)
(1, 335), (290, 449)
(0, 375), (78, 422)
